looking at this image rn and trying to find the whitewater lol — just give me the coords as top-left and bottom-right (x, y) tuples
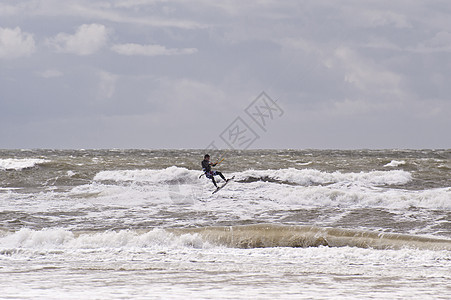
(0, 149), (450, 299)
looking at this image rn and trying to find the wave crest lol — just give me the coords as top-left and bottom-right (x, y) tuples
(173, 224), (451, 250)
(93, 167), (412, 187)
(1, 225), (449, 252)
(0, 158), (48, 171)
(93, 166), (200, 184)
(236, 168), (412, 186)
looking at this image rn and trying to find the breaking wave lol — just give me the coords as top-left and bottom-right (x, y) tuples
(93, 166), (200, 184)
(176, 224), (451, 250)
(236, 168), (412, 186)
(0, 228), (207, 252)
(93, 167), (412, 187)
(1, 224), (449, 252)
(384, 160), (406, 167)
(0, 158), (48, 171)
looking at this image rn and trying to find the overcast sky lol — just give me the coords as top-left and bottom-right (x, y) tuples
(1, 0), (450, 149)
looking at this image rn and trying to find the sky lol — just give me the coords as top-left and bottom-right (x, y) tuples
(1, 0), (450, 149)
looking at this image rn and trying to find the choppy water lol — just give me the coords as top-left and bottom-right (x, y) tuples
(0, 149), (450, 299)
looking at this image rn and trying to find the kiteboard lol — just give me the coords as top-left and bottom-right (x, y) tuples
(212, 176), (235, 194)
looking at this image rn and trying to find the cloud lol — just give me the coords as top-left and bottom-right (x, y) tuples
(358, 9), (411, 29)
(411, 31), (451, 53)
(0, 3), (19, 15)
(360, 37), (402, 51)
(278, 37), (320, 54)
(66, 2), (206, 29)
(36, 69), (64, 78)
(145, 77), (231, 128)
(2, 0), (451, 149)
(47, 23), (108, 55)
(111, 43), (197, 56)
(0, 27), (35, 59)
(334, 46), (402, 92)
(2, 1), (205, 29)
(113, 0), (170, 9)
(98, 71), (118, 99)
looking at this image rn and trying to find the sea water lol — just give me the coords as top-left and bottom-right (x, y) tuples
(0, 149), (450, 299)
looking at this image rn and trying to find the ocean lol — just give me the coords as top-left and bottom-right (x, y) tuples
(0, 149), (450, 299)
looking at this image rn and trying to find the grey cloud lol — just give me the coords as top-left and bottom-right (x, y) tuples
(111, 43), (197, 56)
(46, 23), (109, 55)
(0, 0), (450, 149)
(0, 26), (35, 58)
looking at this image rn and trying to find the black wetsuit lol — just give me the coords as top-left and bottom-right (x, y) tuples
(201, 159), (212, 173)
(202, 159), (226, 187)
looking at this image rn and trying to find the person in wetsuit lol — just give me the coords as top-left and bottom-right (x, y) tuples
(201, 154), (227, 188)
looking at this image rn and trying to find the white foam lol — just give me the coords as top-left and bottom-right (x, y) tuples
(94, 166), (200, 184)
(384, 160), (406, 167)
(0, 158), (48, 171)
(227, 181), (451, 210)
(0, 228), (209, 250)
(83, 167), (451, 211)
(1, 240), (450, 299)
(296, 161), (313, 166)
(93, 166), (412, 187)
(236, 168), (412, 186)
(1, 225), (449, 252)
